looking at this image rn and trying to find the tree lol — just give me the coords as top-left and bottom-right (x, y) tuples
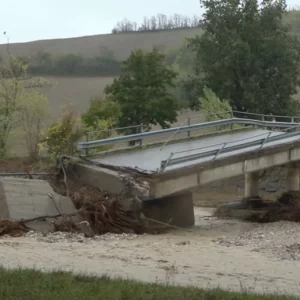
(111, 14), (202, 33)
(0, 52), (49, 158)
(18, 90), (49, 161)
(187, 0), (300, 115)
(82, 97), (121, 128)
(104, 49), (179, 133)
(53, 54), (83, 75)
(166, 41), (197, 108)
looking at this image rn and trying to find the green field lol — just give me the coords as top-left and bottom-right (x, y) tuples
(0, 268), (297, 300)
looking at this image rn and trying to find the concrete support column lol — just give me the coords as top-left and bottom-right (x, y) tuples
(244, 171), (259, 198)
(287, 164), (300, 191)
(143, 192), (195, 227)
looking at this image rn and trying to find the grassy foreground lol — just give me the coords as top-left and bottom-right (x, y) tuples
(0, 268), (298, 300)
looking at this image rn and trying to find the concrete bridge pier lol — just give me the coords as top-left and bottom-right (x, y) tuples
(244, 164), (300, 199)
(143, 192), (195, 228)
(244, 171), (260, 198)
(287, 163), (300, 191)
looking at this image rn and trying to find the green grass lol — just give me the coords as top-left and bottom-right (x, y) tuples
(0, 267), (297, 300)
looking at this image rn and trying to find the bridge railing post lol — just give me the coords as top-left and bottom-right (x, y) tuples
(139, 124), (143, 146)
(230, 110), (233, 130)
(85, 132), (89, 156)
(187, 117), (191, 138)
(261, 114), (265, 129)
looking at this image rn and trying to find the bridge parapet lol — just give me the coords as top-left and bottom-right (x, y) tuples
(77, 110), (300, 155)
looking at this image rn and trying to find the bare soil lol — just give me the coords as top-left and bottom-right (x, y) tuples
(0, 158), (34, 173)
(0, 157), (50, 173)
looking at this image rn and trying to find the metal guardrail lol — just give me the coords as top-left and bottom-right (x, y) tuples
(159, 130), (300, 172)
(77, 117), (299, 150)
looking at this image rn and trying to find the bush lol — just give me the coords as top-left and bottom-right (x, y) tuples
(40, 105), (84, 160)
(199, 87), (240, 132)
(82, 97), (121, 129)
(200, 87), (232, 121)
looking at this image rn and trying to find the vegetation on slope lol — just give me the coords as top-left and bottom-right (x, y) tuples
(0, 9), (298, 79)
(26, 51), (121, 77)
(111, 13), (202, 33)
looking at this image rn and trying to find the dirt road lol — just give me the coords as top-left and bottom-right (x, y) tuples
(0, 207), (300, 296)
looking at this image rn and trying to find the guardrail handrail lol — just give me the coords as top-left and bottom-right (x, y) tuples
(77, 117), (299, 150)
(159, 130), (300, 172)
(84, 110), (299, 138)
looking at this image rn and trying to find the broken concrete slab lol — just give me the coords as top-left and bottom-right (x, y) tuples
(0, 177), (79, 232)
(66, 163), (148, 212)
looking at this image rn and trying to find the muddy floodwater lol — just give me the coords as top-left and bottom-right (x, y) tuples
(1, 207), (300, 296)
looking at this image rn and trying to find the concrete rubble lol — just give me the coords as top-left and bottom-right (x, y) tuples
(0, 177), (79, 233)
(67, 162), (149, 212)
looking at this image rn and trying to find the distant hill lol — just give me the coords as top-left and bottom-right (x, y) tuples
(0, 10), (298, 120)
(0, 28), (202, 61)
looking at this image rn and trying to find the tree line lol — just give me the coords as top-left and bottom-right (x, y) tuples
(14, 51), (121, 77)
(112, 14), (202, 33)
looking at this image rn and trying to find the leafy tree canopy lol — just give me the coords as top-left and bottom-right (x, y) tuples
(82, 97), (122, 128)
(104, 49), (179, 131)
(187, 0), (300, 115)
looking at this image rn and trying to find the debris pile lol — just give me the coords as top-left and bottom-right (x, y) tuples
(69, 185), (146, 235)
(0, 220), (29, 237)
(246, 191), (300, 223)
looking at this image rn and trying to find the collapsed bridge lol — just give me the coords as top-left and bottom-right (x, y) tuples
(76, 111), (300, 226)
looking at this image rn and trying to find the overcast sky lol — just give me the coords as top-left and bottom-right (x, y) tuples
(0, 0), (299, 44)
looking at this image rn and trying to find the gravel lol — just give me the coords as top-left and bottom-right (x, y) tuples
(24, 231), (145, 244)
(214, 221), (300, 260)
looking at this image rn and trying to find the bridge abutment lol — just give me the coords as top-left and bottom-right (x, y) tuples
(143, 192), (195, 227)
(244, 171), (260, 198)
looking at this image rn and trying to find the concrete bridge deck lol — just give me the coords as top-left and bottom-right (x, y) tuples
(94, 129), (285, 173)
(91, 128), (300, 199)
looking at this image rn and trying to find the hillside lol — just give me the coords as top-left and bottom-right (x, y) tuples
(0, 28), (203, 124)
(40, 76), (114, 119)
(0, 28), (202, 61)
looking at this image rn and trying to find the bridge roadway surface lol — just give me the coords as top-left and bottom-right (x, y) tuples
(94, 129), (300, 173)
